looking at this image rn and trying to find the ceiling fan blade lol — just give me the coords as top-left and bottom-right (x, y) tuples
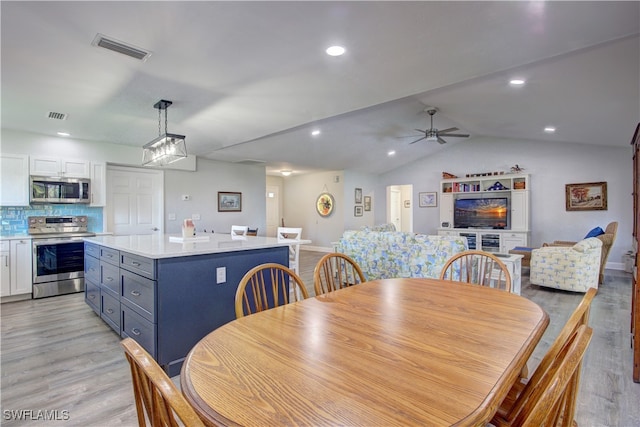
(414, 129), (427, 134)
(438, 127), (458, 133)
(439, 133), (470, 138)
(437, 136), (448, 145)
(409, 136), (427, 144)
(438, 132), (469, 138)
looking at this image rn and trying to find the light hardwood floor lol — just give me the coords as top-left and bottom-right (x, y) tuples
(1, 250), (638, 426)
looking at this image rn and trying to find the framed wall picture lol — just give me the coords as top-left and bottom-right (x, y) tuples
(355, 188), (363, 204)
(565, 182), (607, 211)
(218, 192), (242, 212)
(354, 205), (363, 217)
(316, 192), (335, 217)
(364, 196), (371, 211)
(419, 192), (437, 208)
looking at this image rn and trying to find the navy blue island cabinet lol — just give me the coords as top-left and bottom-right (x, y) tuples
(84, 238), (289, 376)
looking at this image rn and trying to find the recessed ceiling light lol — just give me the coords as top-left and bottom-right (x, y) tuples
(326, 45), (346, 56)
(544, 126), (556, 133)
(509, 78), (526, 86)
(311, 129), (321, 136)
(281, 170), (292, 177)
(57, 132), (70, 137)
(387, 150), (396, 156)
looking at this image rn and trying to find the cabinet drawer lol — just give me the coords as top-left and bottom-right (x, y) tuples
(100, 247), (120, 266)
(121, 252), (155, 279)
(101, 291), (121, 332)
(121, 305), (156, 357)
(84, 255), (100, 284)
(100, 262), (120, 296)
(85, 280), (100, 315)
(85, 242), (99, 259)
(121, 269), (155, 321)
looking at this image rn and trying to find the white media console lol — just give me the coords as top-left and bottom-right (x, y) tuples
(437, 173), (530, 253)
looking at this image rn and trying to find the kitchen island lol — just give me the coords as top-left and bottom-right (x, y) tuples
(83, 233), (297, 375)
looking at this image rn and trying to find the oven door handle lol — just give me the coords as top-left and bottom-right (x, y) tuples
(33, 238), (86, 246)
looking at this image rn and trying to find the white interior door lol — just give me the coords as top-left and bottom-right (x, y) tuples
(106, 166), (164, 235)
(266, 185), (279, 237)
(388, 187), (402, 231)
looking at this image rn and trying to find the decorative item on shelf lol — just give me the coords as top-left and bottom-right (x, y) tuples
(142, 100), (187, 167)
(510, 164), (525, 173)
(486, 181), (509, 191)
(442, 172), (457, 179)
(514, 181), (526, 190)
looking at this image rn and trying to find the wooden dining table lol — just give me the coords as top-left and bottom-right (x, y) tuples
(181, 278), (549, 426)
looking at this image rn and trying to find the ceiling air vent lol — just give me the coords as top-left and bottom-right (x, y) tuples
(47, 111), (68, 120)
(91, 33), (152, 61)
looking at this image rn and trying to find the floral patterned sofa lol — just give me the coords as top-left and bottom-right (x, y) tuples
(529, 237), (602, 292)
(335, 229), (468, 280)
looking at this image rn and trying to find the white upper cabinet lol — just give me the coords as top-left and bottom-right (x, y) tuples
(0, 154), (29, 206)
(90, 161), (106, 206)
(30, 156), (90, 178)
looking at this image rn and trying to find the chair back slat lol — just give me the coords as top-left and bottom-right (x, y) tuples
(235, 263), (308, 318)
(439, 250), (512, 292)
(513, 325), (593, 427)
(121, 338), (204, 427)
(313, 252), (366, 295)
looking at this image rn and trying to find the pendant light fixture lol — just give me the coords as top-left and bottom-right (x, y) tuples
(142, 99), (187, 166)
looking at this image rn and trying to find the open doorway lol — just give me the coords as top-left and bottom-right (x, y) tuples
(386, 184), (413, 232)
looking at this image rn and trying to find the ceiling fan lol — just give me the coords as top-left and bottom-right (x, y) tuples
(407, 108), (469, 145)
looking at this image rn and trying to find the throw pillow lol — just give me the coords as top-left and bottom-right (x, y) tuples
(584, 226), (604, 239)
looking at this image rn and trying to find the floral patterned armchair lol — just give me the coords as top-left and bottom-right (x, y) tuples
(530, 237), (602, 292)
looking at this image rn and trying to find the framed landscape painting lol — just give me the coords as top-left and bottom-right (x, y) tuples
(565, 182), (607, 211)
(218, 192), (242, 212)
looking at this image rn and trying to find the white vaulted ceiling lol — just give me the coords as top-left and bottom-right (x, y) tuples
(1, 1), (638, 175)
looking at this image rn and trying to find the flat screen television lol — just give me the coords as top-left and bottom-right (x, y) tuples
(454, 197), (509, 229)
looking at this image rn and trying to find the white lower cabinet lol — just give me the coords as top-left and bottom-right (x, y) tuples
(0, 239), (33, 301)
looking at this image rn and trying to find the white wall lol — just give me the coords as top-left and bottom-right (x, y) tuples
(163, 158), (266, 234)
(378, 136), (631, 269)
(343, 170), (377, 231)
(282, 171), (344, 249)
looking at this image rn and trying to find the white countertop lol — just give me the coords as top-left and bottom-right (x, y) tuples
(84, 234), (311, 259)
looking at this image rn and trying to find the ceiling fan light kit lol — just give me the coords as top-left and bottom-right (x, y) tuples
(142, 99), (187, 167)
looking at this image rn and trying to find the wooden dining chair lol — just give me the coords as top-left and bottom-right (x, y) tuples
(500, 325), (593, 427)
(120, 337), (205, 427)
(313, 252), (366, 295)
(235, 263), (309, 318)
(439, 250), (512, 292)
(492, 287), (597, 427)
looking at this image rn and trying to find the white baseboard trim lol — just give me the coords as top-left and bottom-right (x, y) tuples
(301, 246), (333, 253)
(607, 261), (625, 271)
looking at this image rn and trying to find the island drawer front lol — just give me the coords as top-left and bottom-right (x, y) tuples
(121, 305), (156, 357)
(120, 252), (155, 280)
(85, 242), (100, 259)
(85, 280), (100, 315)
(100, 247), (120, 266)
(121, 269), (155, 321)
(101, 291), (120, 332)
(100, 262), (120, 295)
(85, 255), (100, 284)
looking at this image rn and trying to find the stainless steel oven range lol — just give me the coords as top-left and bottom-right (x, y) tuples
(28, 216), (95, 299)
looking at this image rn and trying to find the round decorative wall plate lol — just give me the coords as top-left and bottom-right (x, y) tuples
(316, 192), (335, 217)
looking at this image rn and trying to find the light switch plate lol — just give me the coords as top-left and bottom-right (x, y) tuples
(216, 267), (226, 284)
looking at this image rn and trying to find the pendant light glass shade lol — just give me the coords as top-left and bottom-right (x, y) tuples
(142, 100), (187, 166)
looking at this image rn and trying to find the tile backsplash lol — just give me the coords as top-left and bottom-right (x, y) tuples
(0, 205), (103, 235)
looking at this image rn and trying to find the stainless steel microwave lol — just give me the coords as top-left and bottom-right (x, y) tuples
(30, 176), (91, 204)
